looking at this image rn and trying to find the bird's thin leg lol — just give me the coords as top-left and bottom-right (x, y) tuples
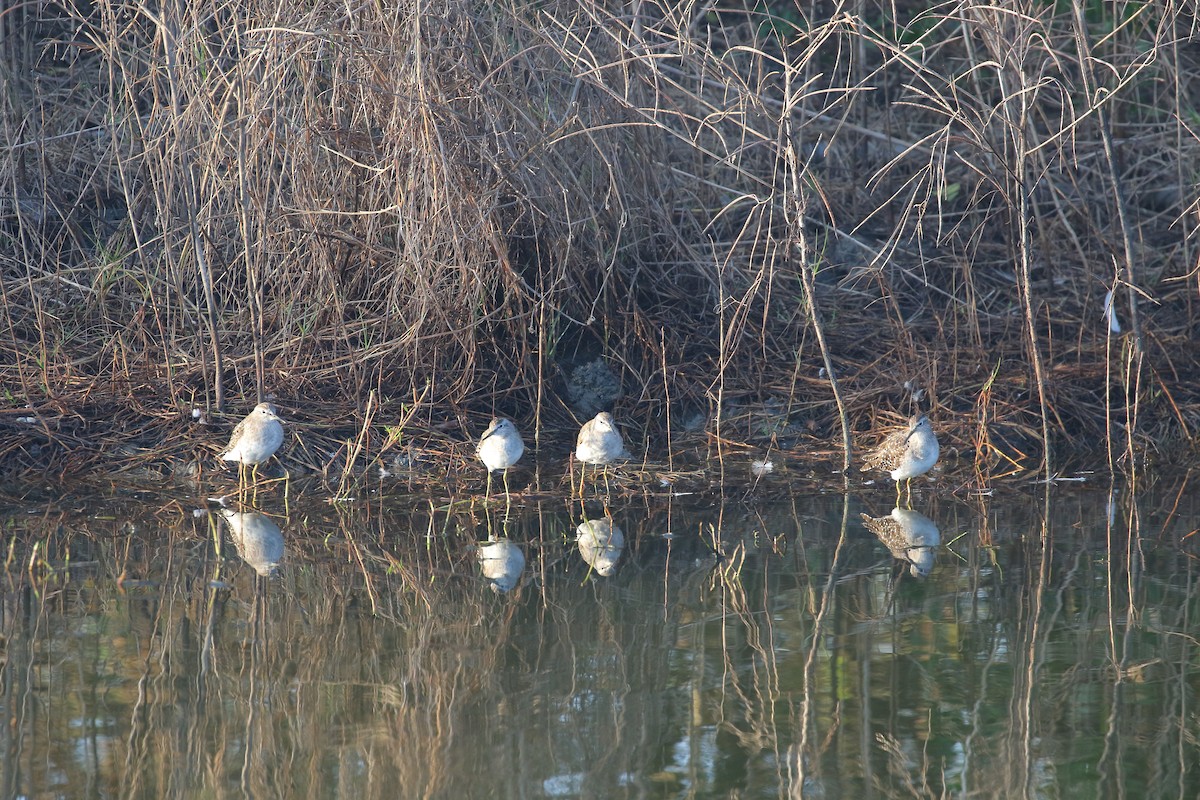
(502, 470), (512, 510)
(485, 470), (493, 499)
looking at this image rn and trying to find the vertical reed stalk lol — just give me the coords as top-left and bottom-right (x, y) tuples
(985, 5), (1053, 479)
(781, 26), (851, 475)
(189, 174), (225, 412)
(660, 327), (673, 473)
(1071, 1), (1144, 471)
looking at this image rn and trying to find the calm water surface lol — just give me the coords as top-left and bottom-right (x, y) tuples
(3, 477), (1200, 798)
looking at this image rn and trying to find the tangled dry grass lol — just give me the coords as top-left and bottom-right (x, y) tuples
(1, 0), (1197, 482)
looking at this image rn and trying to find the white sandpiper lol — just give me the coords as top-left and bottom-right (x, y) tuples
(221, 402), (285, 488)
(575, 411), (625, 464)
(574, 412), (626, 493)
(476, 417), (525, 501)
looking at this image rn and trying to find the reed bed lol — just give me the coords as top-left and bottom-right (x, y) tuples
(1, 0), (1197, 483)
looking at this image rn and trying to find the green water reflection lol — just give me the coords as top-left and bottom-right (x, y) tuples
(3, 481), (1200, 798)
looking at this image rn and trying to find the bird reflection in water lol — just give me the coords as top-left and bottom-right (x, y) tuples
(576, 517), (625, 577)
(860, 506), (940, 578)
(477, 537), (526, 593)
(217, 507), (285, 577)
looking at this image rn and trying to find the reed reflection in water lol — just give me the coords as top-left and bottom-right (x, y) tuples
(3, 482), (1200, 797)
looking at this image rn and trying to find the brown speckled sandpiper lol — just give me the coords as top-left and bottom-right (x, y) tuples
(861, 414), (939, 503)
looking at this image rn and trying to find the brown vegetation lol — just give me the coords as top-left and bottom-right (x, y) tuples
(2, 0), (1198, 481)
